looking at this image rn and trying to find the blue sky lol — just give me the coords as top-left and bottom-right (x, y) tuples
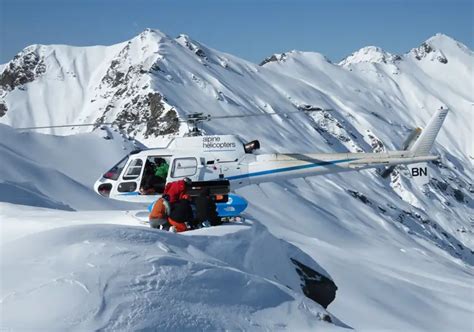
(0, 0), (472, 64)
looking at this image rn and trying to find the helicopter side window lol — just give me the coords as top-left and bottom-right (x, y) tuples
(171, 157), (197, 178)
(123, 159), (143, 180)
(103, 156), (128, 180)
(139, 156), (171, 195)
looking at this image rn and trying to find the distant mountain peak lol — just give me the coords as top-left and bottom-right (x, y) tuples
(339, 46), (401, 67)
(138, 28), (168, 39)
(175, 34), (208, 59)
(426, 33), (459, 45)
(260, 50), (331, 66)
(259, 52), (290, 66)
(409, 33), (472, 63)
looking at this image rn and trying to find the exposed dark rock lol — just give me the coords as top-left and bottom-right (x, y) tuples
(151, 62), (161, 72)
(412, 42), (448, 64)
(297, 104), (322, 112)
(290, 258), (337, 309)
(347, 190), (371, 205)
(453, 189), (465, 203)
(195, 48), (206, 58)
(109, 92), (179, 138)
(144, 93), (179, 137)
(437, 56), (448, 64)
(260, 54), (279, 66)
(431, 160), (447, 169)
(0, 51), (46, 91)
(432, 178), (448, 192)
(367, 132), (385, 152)
(378, 206), (387, 213)
(413, 43), (434, 60)
(431, 178), (468, 204)
(101, 47), (131, 88)
(0, 102), (7, 117)
(317, 313), (333, 323)
(259, 53), (287, 66)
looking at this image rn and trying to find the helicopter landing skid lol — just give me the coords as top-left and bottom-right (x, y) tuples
(126, 210), (150, 225)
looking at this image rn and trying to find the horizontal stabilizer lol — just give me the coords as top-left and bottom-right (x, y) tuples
(379, 127), (422, 178)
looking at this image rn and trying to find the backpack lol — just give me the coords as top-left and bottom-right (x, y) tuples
(163, 180), (187, 204)
(169, 199), (193, 224)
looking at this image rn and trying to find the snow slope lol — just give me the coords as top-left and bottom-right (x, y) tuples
(1, 30), (473, 331)
(0, 203), (346, 331)
(0, 124), (143, 210)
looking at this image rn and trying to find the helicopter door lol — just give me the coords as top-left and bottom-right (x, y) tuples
(116, 158), (143, 194)
(170, 157), (198, 179)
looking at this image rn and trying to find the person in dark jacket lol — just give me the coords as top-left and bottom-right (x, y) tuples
(168, 193), (194, 232)
(140, 160), (158, 194)
(193, 188), (222, 227)
(140, 158), (169, 195)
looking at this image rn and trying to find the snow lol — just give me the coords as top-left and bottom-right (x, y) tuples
(0, 124), (142, 210)
(339, 46), (399, 66)
(0, 203), (345, 330)
(1, 30), (473, 331)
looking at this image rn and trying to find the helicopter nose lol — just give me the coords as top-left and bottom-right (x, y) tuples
(94, 178), (113, 197)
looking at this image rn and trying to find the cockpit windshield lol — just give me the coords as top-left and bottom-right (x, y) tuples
(103, 156), (128, 180)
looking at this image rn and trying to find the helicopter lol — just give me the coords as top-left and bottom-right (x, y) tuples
(18, 107), (449, 217)
(92, 107), (448, 204)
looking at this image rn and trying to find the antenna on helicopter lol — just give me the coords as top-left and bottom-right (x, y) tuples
(184, 113), (211, 137)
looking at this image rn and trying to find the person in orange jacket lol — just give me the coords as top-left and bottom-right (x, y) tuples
(149, 194), (171, 229)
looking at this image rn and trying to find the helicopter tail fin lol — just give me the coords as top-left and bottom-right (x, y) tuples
(409, 107), (449, 156)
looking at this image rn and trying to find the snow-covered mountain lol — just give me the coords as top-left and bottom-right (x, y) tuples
(1, 30), (473, 331)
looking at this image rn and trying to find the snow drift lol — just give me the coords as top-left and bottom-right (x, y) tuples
(0, 204), (345, 330)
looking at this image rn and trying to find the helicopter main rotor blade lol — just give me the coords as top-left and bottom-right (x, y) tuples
(16, 123), (114, 130)
(209, 108), (332, 120)
(13, 107), (332, 130)
(17, 120), (188, 130)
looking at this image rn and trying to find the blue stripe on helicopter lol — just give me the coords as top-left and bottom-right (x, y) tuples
(226, 158), (358, 181)
(118, 158), (358, 195)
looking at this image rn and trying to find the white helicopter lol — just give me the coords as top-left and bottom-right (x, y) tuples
(18, 107), (448, 217)
(90, 107), (448, 209)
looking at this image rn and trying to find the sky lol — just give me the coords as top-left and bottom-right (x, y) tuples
(0, 0), (472, 64)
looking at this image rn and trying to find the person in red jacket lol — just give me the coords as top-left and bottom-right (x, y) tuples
(163, 178), (191, 204)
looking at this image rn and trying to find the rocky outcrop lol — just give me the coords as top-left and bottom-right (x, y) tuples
(291, 258), (338, 309)
(411, 42), (448, 64)
(0, 49), (46, 91)
(259, 53), (288, 66)
(0, 101), (7, 117)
